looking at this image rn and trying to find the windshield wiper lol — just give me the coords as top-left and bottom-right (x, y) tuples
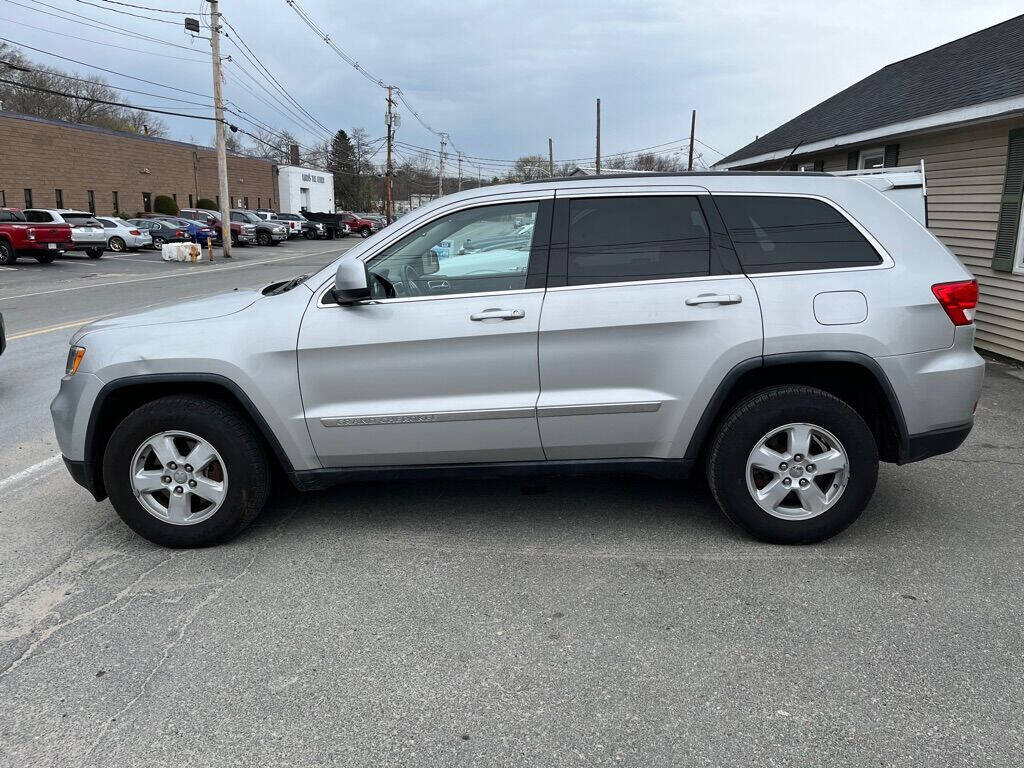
(266, 274), (309, 295)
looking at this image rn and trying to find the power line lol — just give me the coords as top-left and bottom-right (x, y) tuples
(72, 0), (182, 24)
(0, 75), (223, 121)
(12, 0), (205, 52)
(0, 57), (214, 107)
(0, 16), (211, 63)
(0, 35), (214, 100)
(219, 14), (331, 137)
(223, 57), (330, 143)
(91, 0), (192, 13)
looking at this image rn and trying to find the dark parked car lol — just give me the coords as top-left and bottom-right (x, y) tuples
(126, 218), (191, 249)
(157, 216), (215, 246)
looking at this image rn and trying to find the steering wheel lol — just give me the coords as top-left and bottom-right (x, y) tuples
(402, 263), (423, 296)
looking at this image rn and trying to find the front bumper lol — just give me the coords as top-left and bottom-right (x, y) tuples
(270, 231), (288, 241)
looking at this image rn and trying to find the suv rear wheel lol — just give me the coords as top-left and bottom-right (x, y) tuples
(707, 385), (878, 544)
(102, 395), (271, 547)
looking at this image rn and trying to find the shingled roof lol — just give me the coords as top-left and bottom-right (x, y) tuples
(717, 14), (1024, 166)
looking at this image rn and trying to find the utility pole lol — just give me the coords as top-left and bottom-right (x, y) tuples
(595, 98), (601, 175)
(438, 132), (447, 198)
(385, 85), (395, 224)
(457, 151), (463, 192)
(688, 109), (696, 171)
(548, 137), (554, 177)
(477, 166), (482, 188)
(207, 0), (231, 257)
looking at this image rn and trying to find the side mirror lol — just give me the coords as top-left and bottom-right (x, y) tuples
(332, 259), (371, 304)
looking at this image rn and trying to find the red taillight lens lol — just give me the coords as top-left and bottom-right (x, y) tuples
(932, 279), (978, 326)
(129, 229), (141, 235)
(176, 230), (186, 237)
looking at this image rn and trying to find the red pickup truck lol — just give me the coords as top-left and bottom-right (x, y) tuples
(0, 207), (74, 265)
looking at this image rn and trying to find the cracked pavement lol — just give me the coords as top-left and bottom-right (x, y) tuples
(1, 246), (1024, 766)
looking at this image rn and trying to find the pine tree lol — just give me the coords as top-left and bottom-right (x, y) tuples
(329, 130), (356, 209)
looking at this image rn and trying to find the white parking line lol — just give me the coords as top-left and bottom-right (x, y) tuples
(0, 246), (344, 303)
(0, 455), (63, 494)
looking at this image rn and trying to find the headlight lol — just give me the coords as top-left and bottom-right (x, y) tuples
(65, 346), (86, 376)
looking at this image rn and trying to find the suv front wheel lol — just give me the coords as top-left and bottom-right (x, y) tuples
(103, 395), (271, 547)
(707, 386), (878, 544)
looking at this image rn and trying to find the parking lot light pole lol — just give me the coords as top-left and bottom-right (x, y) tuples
(207, 0), (232, 258)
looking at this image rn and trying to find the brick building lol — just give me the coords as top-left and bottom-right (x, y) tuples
(0, 110), (277, 216)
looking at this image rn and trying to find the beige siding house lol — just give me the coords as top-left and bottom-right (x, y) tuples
(714, 15), (1024, 361)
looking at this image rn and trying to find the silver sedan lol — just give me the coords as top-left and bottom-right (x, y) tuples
(96, 217), (153, 252)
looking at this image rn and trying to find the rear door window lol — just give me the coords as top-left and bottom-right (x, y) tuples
(714, 195), (882, 273)
(564, 196), (710, 285)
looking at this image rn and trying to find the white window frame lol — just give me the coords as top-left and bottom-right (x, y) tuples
(858, 147), (885, 170)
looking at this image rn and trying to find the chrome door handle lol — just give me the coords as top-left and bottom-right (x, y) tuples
(470, 308), (526, 321)
(685, 293), (742, 306)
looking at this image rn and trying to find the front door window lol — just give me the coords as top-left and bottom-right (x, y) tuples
(366, 201), (541, 298)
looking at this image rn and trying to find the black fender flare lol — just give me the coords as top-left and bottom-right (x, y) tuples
(82, 373), (300, 501)
(682, 351), (910, 461)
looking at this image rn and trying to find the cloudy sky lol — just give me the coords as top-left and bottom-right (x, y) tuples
(3, 0), (1022, 170)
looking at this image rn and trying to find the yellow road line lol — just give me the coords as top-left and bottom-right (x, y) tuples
(7, 317), (103, 340)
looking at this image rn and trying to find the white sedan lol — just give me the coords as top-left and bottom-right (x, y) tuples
(96, 217), (153, 253)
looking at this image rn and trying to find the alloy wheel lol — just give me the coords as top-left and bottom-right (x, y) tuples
(129, 430), (228, 525)
(745, 422), (849, 520)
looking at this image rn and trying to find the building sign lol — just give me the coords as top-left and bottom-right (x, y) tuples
(301, 173), (325, 184)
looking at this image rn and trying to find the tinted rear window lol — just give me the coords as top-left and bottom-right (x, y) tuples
(566, 196), (710, 285)
(714, 195), (881, 273)
(0, 210), (26, 222)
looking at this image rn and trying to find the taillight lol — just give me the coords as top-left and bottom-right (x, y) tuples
(932, 279), (978, 326)
(176, 230), (186, 238)
(26, 227), (36, 240)
(129, 229), (141, 235)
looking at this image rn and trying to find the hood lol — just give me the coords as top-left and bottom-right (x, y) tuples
(71, 288), (262, 343)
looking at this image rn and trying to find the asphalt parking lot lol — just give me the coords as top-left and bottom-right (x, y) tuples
(1, 240), (1023, 766)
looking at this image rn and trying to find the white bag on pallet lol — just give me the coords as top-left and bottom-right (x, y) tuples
(161, 242), (203, 262)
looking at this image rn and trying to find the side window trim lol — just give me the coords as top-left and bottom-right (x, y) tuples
(711, 192), (893, 276)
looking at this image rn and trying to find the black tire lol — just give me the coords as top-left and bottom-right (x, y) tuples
(706, 385), (878, 544)
(304, 229), (316, 240)
(152, 236), (165, 249)
(103, 395), (271, 548)
(35, 252), (58, 264)
(359, 227), (371, 238)
(0, 240), (15, 265)
(256, 231), (271, 246)
(86, 246), (104, 259)
(108, 236), (126, 253)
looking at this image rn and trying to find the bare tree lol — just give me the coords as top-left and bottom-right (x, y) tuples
(0, 43), (166, 136)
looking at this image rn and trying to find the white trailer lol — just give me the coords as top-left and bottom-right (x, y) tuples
(276, 165), (335, 214)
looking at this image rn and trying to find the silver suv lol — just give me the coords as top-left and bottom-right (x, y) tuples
(50, 173), (984, 547)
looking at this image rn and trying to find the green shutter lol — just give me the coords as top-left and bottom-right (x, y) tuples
(883, 144), (900, 167)
(992, 128), (1024, 273)
(847, 151), (858, 170)
(813, 160), (824, 172)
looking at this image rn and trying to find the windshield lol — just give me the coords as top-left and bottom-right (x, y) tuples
(236, 211), (261, 224)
